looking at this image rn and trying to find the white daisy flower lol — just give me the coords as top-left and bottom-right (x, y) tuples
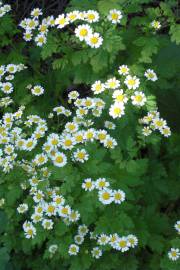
(86, 32), (103, 48)
(118, 65), (129, 75)
(174, 220), (180, 234)
(52, 152), (67, 167)
(55, 14), (69, 29)
(112, 89), (128, 104)
(42, 219), (53, 230)
(151, 20), (161, 30)
(48, 244), (58, 254)
(97, 234), (109, 245)
(85, 10), (100, 23)
(91, 80), (105, 94)
(142, 126), (152, 136)
(73, 148), (89, 163)
(107, 9), (123, 24)
(6, 64), (17, 74)
(58, 205), (71, 217)
(17, 203), (28, 214)
(168, 248), (180, 261)
(144, 69), (158, 81)
(127, 234), (138, 248)
(31, 8), (42, 18)
(98, 188), (113, 205)
(109, 102), (125, 118)
(131, 91), (147, 106)
(115, 237), (130, 252)
(95, 178), (110, 190)
(105, 77), (120, 89)
(82, 178), (95, 191)
(68, 244), (79, 256)
(35, 34), (47, 46)
(74, 234), (84, 245)
(1, 82), (13, 94)
(91, 247), (102, 259)
(104, 121), (116, 130)
(124, 75), (140, 90)
(78, 224), (89, 236)
(113, 189), (125, 204)
(24, 225), (36, 239)
(75, 24), (93, 41)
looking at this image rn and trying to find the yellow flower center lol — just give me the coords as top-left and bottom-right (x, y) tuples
(51, 139), (58, 145)
(64, 139), (72, 146)
(109, 81), (116, 88)
(90, 37), (98, 44)
(27, 229), (33, 235)
(95, 84), (102, 91)
(171, 251), (177, 257)
(87, 132), (93, 139)
(27, 141), (33, 148)
(55, 156), (63, 163)
(77, 152), (85, 159)
(38, 37), (44, 43)
(121, 67), (127, 73)
(114, 193), (122, 200)
(62, 208), (68, 214)
(80, 29), (88, 36)
(128, 79), (135, 86)
(116, 95), (124, 102)
(106, 140), (113, 148)
(4, 85), (11, 91)
(71, 247), (77, 253)
(85, 182), (92, 188)
(75, 135), (83, 142)
(119, 240), (127, 248)
(102, 192), (110, 200)
(135, 95), (143, 102)
(88, 14), (95, 20)
(48, 205), (55, 213)
(113, 107), (121, 114)
(98, 134), (106, 140)
(111, 13), (118, 20)
(58, 18), (66, 25)
(29, 21), (35, 28)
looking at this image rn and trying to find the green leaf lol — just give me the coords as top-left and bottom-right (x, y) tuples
(0, 248), (10, 270)
(41, 33), (58, 60)
(170, 24), (180, 45)
(133, 37), (159, 63)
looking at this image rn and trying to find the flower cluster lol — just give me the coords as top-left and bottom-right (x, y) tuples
(0, 64), (26, 95)
(82, 177), (125, 205)
(16, 160), (81, 239)
(91, 65), (159, 119)
(139, 110), (171, 137)
(168, 220), (180, 261)
(0, 1), (11, 18)
(68, 224), (89, 255)
(20, 8), (123, 48)
(75, 24), (103, 48)
(0, 108), (48, 173)
(69, 227), (138, 258)
(0, 60), (171, 261)
(19, 8), (55, 46)
(96, 233), (138, 253)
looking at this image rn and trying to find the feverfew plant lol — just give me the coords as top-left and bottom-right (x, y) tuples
(0, 1), (179, 270)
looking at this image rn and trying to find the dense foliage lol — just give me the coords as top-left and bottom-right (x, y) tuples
(0, 0), (180, 270)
